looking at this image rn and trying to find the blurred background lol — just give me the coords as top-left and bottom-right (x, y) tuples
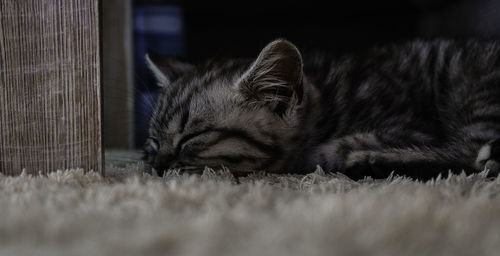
(102, 0), (500, 150)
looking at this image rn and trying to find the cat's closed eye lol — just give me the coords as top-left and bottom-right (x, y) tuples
(177, 129), (216, 150)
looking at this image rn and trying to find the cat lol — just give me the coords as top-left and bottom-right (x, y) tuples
(143, 38), (500, 180)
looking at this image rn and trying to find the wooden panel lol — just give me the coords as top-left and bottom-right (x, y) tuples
(0, 0), (102, 175)
(102, 0), (133, 149)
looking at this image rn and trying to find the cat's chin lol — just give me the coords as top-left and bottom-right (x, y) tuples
(147, 165), (253, 177)
(144, 165), (201, 177)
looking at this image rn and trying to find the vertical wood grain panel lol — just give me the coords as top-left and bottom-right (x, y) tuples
(0, 0), (102, 175)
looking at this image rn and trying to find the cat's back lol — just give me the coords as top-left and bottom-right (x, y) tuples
(302, 39), (500, 136)
(304, 39), (500, 91)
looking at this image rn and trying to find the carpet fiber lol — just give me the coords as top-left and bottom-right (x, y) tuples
(1, 151), (500, 256)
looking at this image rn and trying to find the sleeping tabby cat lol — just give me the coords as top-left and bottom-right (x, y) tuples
(143, 39), (500, 180)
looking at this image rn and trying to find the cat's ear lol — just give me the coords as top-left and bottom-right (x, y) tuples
(238, 39), (304, 115)
(145, 52), (194, 87)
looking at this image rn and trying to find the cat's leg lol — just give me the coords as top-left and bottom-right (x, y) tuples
(309, 131), (435, 168)
(341, 147), (475, 180)
(342, 138), (500, 180)
(309, 132), (479, 180)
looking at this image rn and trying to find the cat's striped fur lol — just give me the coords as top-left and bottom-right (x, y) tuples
(144, 39), (500, 180)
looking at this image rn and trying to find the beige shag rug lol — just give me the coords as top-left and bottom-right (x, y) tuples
(1, 151), (500, 256)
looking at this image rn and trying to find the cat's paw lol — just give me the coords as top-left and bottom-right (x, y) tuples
(310, 146), (389, 179)
(342, 151), (387, 180)
(475, 138), (500, 176)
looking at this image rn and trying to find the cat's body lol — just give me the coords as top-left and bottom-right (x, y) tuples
(144, 39), (500, 180)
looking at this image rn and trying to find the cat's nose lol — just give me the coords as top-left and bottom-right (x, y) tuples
(153, 153), (177, 174)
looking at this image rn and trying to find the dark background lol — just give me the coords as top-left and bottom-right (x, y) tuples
(181, 0), (422, 61)
(136, 0), (500, 61)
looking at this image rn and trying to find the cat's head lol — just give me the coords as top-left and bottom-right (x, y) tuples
(144, 39), (311, 175)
